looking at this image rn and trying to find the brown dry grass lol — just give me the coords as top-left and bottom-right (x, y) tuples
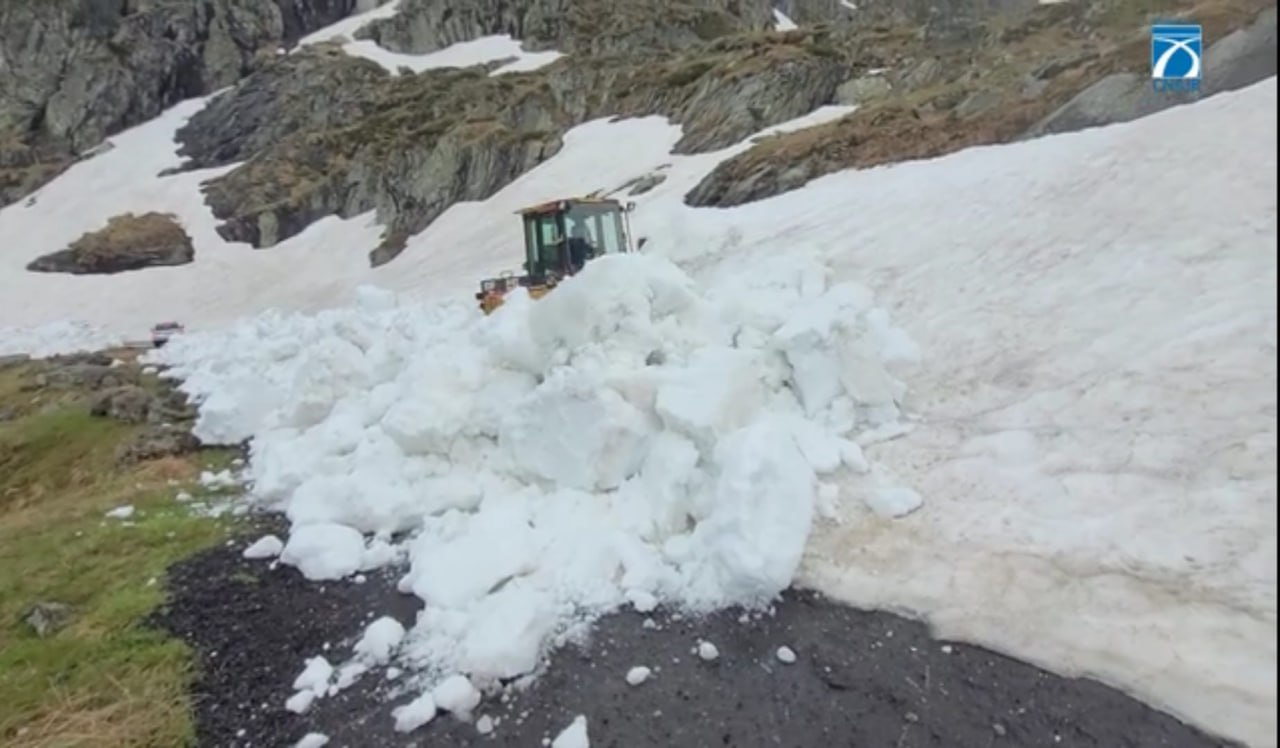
(69, 212), (191, 263)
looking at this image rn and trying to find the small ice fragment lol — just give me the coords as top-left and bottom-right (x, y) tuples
(292, 656), (333, 692)
(354, 616), (406, 665)
(642, 618), (658, 630)
(626, 589), (658, 613)
(776, 646), (797, 664)
(625, 666), (652, 686)
(697, 641), (720, 661)
(941, 645), (954, 654)
(242, 535), (284, 559)
(392, 692), (437, 733)
(433, 674), (482, 716)
(551, 715), (589, 748)
(865, 486), (923, 519)
(105, 505), (134, 519)
(285, 690), (315, 714)
(476, 714), (495, 734)
(295, 733), (329, 748)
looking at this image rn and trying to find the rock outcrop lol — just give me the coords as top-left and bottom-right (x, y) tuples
(1026, 5), (1277, 138)
(27, 212), (194, 274)
(186, 25), (849, 264)
(0, 0), (364, 207)
(172, 43), (391, 170)
(685, 0), (1276, 209)
(9, 0), (1273, 270)
(354, 0), (775, 56)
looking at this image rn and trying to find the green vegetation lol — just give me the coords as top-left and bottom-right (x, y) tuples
(0, 359), (239, 748)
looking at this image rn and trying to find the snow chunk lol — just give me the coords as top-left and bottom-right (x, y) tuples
(625, 666), (652, 686)
(292, 656), (334, 692)
(392, 692), (437, 733)
(432, 674), (482, 717)
(459, 584), (560, 680)
(353, 616), (406, 665)
(627, 589), (659, 613)
(476, 714), (495, 734)
(697, 641), (720, 661)
(105, 505), (135, 519)
(279, 523), (365, 580)
(672, 420), (816, 608)
(864, 486), (924, 519)
(551, 715), (590, 748)
(285, 690), (316, 714)
(242, 534), (284, 559)
(654, 348), (767, 449)
(295, 734), (329, 748)
(776, 646), (797, 664)
(500, 371), (653, 491)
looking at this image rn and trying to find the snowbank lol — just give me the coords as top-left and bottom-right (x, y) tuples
(151, 250), (917, 692)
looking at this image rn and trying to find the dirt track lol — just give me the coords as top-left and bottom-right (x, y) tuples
(153, 531), (1240, 748)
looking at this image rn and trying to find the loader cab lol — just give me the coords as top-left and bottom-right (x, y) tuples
(520, 198), (632, 283)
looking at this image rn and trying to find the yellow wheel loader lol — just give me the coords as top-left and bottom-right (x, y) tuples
(476, 197), (638, 314)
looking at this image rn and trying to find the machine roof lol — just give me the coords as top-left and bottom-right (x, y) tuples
(515, 196), (622, 216)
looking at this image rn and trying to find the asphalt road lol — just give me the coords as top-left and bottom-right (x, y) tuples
(153, 529), (1240, 748)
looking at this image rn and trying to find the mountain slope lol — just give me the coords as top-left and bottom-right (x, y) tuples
(0, 3), (1275, 747)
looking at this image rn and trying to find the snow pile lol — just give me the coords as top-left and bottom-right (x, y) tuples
(152, 250), (917, 692)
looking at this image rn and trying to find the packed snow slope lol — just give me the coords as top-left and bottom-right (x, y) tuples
(162, 78), (1274, 748)
(0, 16), (1273, 746)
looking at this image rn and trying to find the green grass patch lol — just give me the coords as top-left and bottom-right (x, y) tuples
(0, 371), (240, 748)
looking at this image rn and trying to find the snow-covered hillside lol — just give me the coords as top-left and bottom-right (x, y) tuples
(0, 8), (1274, 747)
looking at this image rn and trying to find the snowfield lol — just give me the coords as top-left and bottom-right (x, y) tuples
(0, 14), (1273, 747)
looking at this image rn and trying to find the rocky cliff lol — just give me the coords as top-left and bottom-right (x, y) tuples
(0, 0), (365, 207)
(6, 0), (1275, 271)
(180, 11), (852, 264)
(355, 0), (776, 55)
(686, 0), (1277, 208)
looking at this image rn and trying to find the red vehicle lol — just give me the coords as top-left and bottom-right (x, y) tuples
(150, 321), (184, 348)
